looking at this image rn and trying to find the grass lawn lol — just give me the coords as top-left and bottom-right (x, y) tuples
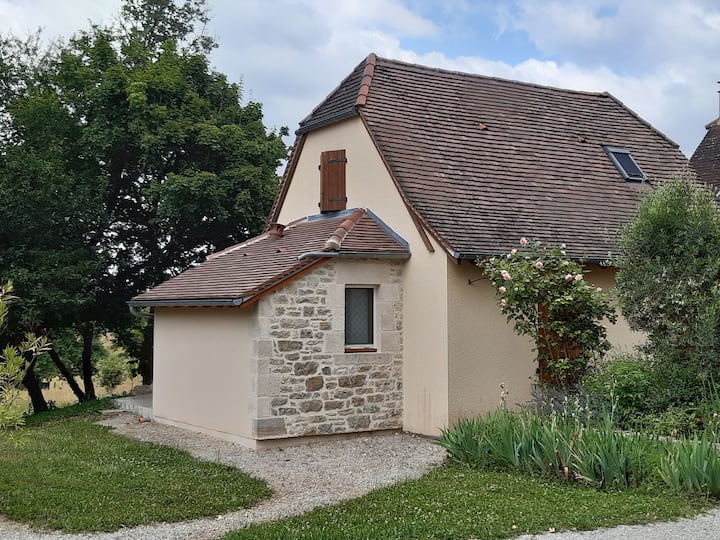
(223, 464), (714, 540)
(0, 401), (271, 532)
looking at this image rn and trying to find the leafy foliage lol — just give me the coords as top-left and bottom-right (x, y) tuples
(0, 282), (49, 429)
(616, 174), (720, 396)
(0, 0), (287, 397)
(480, 239), (616, 386)
(438, 406), (664, 491)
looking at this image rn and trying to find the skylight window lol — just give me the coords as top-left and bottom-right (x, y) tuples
(603, 146), (646, 182)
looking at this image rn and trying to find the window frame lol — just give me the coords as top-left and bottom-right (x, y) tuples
(344, 286), (376, 352)
(602, 146), (646, 182)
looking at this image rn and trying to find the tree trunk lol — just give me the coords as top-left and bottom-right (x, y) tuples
(138, 322), (154, 385)
(48, 348), (87, 402)
(22, 361), (48, 413)
(80, 324), (96, 401)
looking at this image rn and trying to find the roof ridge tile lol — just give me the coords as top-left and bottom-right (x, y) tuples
(324, 208), (366, 250)
(355, 53), (377, 107)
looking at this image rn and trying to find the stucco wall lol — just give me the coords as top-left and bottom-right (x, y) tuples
(585, 264), (645, 353)
(447, 260), (536, 423)
(446, 261), (646, 425)
(277, 118), (450, 436)
(152, 306), (255, 443)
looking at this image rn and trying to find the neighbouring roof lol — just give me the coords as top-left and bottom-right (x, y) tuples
(130, 209), (409, 307)
(281, 54), (689, 261)
(690, 118), (720, 190)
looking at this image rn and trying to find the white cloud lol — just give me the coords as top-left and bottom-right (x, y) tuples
(0, 0), (716, 156)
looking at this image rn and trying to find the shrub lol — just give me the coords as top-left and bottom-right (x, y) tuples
(96, 349), (131, 392)
(583, 353), (655, 423)
(480, 240), (616, 387)
(1, 282), (49, 429)
(616, 174), (720, 399)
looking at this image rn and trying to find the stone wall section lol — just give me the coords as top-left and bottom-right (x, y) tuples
(251, 259), (404, 439)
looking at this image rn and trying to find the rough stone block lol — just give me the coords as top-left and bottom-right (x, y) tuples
(299, 400), (323, 413)
(281, 318), (309, 329)
(294, 361), (319, 376)
(324, 400), (344, 410)
(347, 415), (371, 430)
(278, 407), (298, 416)
(338, 374), (367, 388)
(351, 396), (365, 407)
(253, 417), (287, 438)
(271, 397), (288, 407)
(367, 394), (386, 403)
(363, 404), (380, 413)
(305, 375), (324, 392)
(278, 340), (303, 352)
(334, 389), (352, 399)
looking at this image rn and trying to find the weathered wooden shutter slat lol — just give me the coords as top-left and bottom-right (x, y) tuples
(320, 149), (347, 212)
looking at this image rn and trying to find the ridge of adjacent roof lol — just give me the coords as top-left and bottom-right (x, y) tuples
(690, 119), (720, 190)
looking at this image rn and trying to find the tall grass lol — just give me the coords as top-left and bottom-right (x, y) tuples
(439, 407), (667, 490)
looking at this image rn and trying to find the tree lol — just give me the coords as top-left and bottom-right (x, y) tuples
(616, 174), (720, 397)
(481, 239), (616, 386)
(1, 282), (49, 428)
(0, 0), (287, 405)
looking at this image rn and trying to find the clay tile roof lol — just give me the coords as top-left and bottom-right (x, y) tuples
(294, 54), (689, 261)
(690, 119), (720, 190)
(129, 209), (409, 307)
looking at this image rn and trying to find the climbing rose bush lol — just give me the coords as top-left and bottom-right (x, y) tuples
(480, 239), (617, 386)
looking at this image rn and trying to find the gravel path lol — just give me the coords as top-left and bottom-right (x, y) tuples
(2, 411), (720, 539)
(0, 411), (445, 539)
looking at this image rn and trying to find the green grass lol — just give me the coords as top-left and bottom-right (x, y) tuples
(22, 397), (114, 426)
(223, 464), (712, 540)
(0, 409), (271, 532)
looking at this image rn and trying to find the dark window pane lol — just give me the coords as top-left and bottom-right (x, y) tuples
(345, 288), (373, 345)
(613, 151), (644, 178)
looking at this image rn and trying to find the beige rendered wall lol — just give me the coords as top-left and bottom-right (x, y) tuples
(152, 306), (255, 443)
(447, 260), (536, 423)
(447, 262), (646, 425)
(585, 264), (645, 353)
(277, 118), (450, 435)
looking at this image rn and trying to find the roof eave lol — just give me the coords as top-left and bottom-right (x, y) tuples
(295, 108), (359, 135)
(127, 298), (243, 308)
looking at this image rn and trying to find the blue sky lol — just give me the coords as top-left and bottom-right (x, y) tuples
(1, 0), (719, 156)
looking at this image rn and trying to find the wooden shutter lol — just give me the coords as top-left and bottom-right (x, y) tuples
(320, 149), (347, 212)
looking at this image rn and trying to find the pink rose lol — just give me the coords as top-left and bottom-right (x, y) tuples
(511, 248), (517, 255)
(519, 238), (527, 246)
(564, 274), (573, 282)
(501, 270), (511, 281)
(499, 286), (506, 294)
(574, 273), (583, 281)
(500, 299), (507, 308)
(535, 261), (543, 269)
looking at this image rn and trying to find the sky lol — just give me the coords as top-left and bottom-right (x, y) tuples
(1, 0), (719, 157)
